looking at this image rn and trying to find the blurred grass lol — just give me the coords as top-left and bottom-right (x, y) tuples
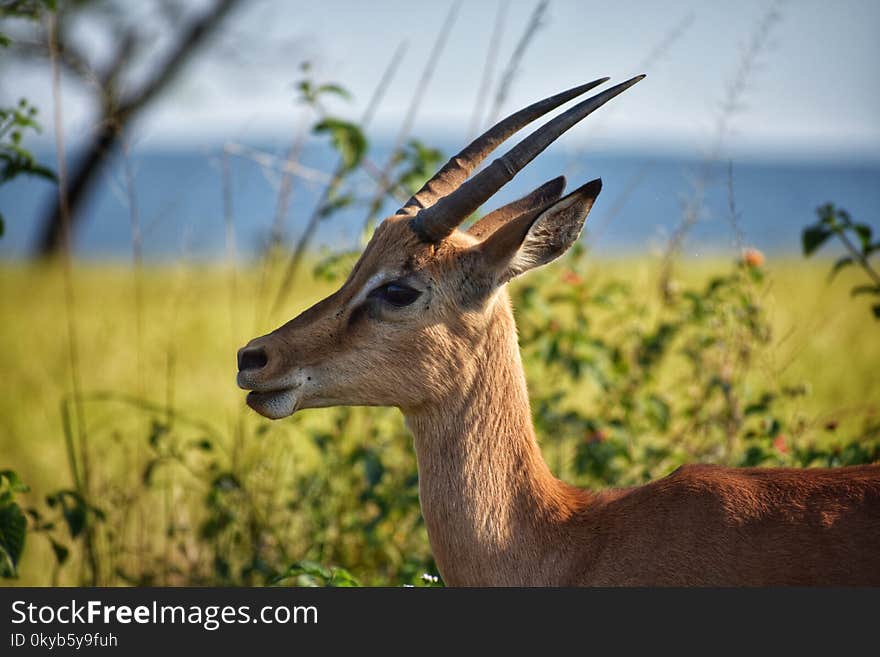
(1, 256), (878, 585)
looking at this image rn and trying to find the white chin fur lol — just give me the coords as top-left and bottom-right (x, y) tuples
(246, 388), (298, 419)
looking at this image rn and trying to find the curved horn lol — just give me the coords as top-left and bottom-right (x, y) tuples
(397, 78), (609, 218)
(412, 74), (645, 243)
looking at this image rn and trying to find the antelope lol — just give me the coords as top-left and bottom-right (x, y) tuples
(237, 77), (880, 586)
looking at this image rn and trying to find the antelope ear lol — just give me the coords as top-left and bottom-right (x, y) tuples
(468, 176), (566, 240)
(476, 178), (601, 285)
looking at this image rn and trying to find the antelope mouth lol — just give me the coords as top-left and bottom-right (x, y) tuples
(245, 386), (299, 420)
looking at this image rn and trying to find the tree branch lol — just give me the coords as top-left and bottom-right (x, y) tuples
(36, 0), (245, 256)
(114, 0), (243, 122)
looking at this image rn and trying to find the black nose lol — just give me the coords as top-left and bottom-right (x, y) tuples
(238, 345), (268, 373)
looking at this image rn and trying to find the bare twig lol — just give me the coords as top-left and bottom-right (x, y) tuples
(267, 108), (312, 247)
(587, 161), (652, 245)
(252, 96), (363, 330)
(467, 0), (509, 140)
(121, 139), (145, 396)
(636, 12), (696, 74)
(269, 40), (410, 318)
(221, 149), (239, 340)
(835, 228), (880, 288)
(360, 43), (409, 129)
(360, 2), (461, 231)
(567, 11), (695, 242)
(222, 142), (333, 184)
(726, 161), (746, 251)
(567, 11), (694, 174)
(566, 11), (695, 252)
(486, 0), (548, 125)
(98, 29), (138, 103)
(48, 16), (82, 470)
(114, 0), (243, 123)
(658, 1), (783, 301)
(47, 11), (100, 585)
(37, 0), (245, 255)
(13, 35), (93, 80)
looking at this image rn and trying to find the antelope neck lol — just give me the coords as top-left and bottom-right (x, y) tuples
(404, 296), (578, 586)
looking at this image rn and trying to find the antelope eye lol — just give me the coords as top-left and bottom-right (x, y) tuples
(369, 282), (422, 307)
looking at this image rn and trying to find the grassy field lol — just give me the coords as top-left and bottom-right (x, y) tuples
(1, 255), (878, 586)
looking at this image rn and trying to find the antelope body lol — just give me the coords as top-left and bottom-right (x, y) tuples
(237, 77), (880, 586)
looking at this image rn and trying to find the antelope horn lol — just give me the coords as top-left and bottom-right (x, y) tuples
(412, 75), (646, 243)
(397, 78), (609, 218)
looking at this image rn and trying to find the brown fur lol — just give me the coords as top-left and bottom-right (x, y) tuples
(239, 205), (880, 587)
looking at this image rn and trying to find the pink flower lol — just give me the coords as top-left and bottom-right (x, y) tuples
(741, 248), (765, 268)
(773, 434), (788, 454)
(586, 430), (607, 444)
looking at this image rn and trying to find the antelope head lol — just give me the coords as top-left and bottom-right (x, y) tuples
(237, 76), (644, 419)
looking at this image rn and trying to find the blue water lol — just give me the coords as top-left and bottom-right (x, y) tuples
(2, 140), (878, 260)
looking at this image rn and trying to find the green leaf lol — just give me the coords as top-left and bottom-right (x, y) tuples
(62, 500), (86, 538)
(816, 203), (837, 227)
(327, 567), (361, 587)
(212, 472), (240, 491)
(318, 192), (353, 218)
(0, 470), (28, 493)
(27, 163), (56, 182)
(0, 500), (26, 578)
(851, 284), (880, 297)
(828, 256), (853, 280)
(46, 490), (93, 539)
(313, 118), (366, 172)
(213, 555), (230, 579)
(147, 419), (169, 448)
(645, 394), (670, 431)
(312, 249), (359, 282)
(744, 392), (776, 415)
(272, 561), (361, 587)
(271, 560), (337, 586)
(765, 417), (782, 437)
(853, 223), (873, 253)
(315, 83), (352, 101)
(193, 439), (213, 451)
(296, 79), (314, 101)
(802, 225), (832, 256)
(739, 445), (769, 467)
(359, 448), (384, 488)
(142, 459), (159, 486)
(49, 539), (69, 565)
(393, 139), (444, 193)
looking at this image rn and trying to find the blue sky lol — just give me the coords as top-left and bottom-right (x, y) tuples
(7, 0), (880, 159)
